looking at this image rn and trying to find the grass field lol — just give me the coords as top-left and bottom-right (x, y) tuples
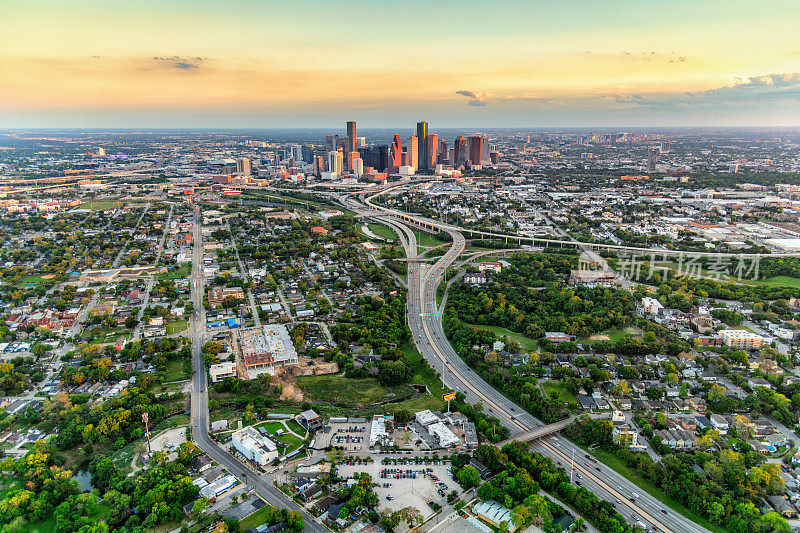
(648, 261), (800, 290)
(166, 320), (189, 335)
(367, 223), (399, 241)
(79, 200), (123, 210)
(239, 504), (276, 531)
(157, 264), (191, 279)
(20, 274), (53, 287)
(590, 448), (727, 533)
(297, 375), (415, 407)
(760, 275), (800, 288)
(540, 380), (577, 405)
(286, 419), (307, 436)
(163, 359), (189, 382)
(276, 432), (303, 453)
(413, 231), (446, 247)
(465, 323), (539, 352)
(401, 342), (447, 410)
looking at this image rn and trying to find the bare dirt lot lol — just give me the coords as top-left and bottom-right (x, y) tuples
(150, 426), (187, 457)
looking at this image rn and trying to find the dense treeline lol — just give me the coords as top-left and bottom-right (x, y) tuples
(759, 257), (800, 280)
(451, 394), (510, 442)
(0, 440), (200, 532)
(473, 443), (638, 533)
(634, 263), (800, 304)
(567, 419), (791, 532)
(449, 254), (634, 339)
(444, 311), (568, 423)
(330, 294), (414, 385)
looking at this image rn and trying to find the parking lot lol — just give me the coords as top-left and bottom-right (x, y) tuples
(336, 459), (460, 519)
(314, 422), (369, 451)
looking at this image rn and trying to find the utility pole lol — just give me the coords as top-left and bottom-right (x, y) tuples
(570, 448), (575, 484)
(142, 412), (152, 455)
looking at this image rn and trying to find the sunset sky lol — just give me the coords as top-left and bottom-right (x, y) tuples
(2, 0), (800, 127)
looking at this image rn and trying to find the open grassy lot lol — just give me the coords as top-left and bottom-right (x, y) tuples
(167, 320), (189, 335)
(239, 503), (274, 531)
(276, 432), (303, 453)
(367, 223), (399, 241)
(297, 375), (416, 408)
(157, 264), (191, 279)
(590, 448), (726, 533)
(286, 419), (307, 436)
(415, 232), (444, 247)
(465, 323), (539, 352)
(79, 200), (124, 210)
(578, 327), (637, 344)
(163, 359), (189, 382)
(760, 275), (800, 288)
(540, 380), (577, 405)
(398, 342), (447, 412)
(19, 274), (54, 287)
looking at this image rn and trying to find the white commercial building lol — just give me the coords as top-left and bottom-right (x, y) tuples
(199, 474), (237, 499)
(641, 297), (664, 315)
(369, 415), (388, 447)
(415, 410), (439, 427)
(231, 426), (278, 466)
(427, 422), (460, 448)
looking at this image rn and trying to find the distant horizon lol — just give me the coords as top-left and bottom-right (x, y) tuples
(4, 125), (800, 133)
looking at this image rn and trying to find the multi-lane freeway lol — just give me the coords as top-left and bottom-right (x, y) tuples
(356, 190), (709, 533)
(187, 203), (326, 532)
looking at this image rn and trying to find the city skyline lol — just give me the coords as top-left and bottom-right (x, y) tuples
(2, 0), (800, 128)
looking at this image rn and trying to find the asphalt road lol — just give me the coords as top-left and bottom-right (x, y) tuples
(187, 202), (327, 532)
(373, 209), (709, 533)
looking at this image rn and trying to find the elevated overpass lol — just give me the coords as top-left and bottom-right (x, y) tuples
(354, 183), (800, 259)
(498, 416), (582, 446)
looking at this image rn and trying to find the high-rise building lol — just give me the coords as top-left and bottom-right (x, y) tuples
(348, 151), (360, 172)
(453, 136), (467, 168)
(328, 149), (343, 175)
(346, 121), (357, 154)
(377, 145), (388, 171)
(357, 136), (366, 148)
(290, 145), (302, 163)
(301, 145), (315, 164)
(346, 121), (357, 169)
(236, 157), (252, 176)
(353, 157), (363, 176)
(389, 134), (402, 173)
(407, 136), (418, 169)
(416, 122), (428, 169)
(647, 147), (659, 172)
(325, 134), (336, 153)
(438, 140), (449, 165)
(468, 136), (483, 166)
(425, 134), (438, 169)
(361, 145), (388, 171)
(314, 155), (325, 177)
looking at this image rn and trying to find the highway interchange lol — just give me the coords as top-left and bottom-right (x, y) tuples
(354, 189), (709, 533)
(186, 184), (720, 533)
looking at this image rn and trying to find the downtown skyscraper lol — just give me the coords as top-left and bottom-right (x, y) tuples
(416, 121), (428, 169)
(346, 121), (357, 170)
